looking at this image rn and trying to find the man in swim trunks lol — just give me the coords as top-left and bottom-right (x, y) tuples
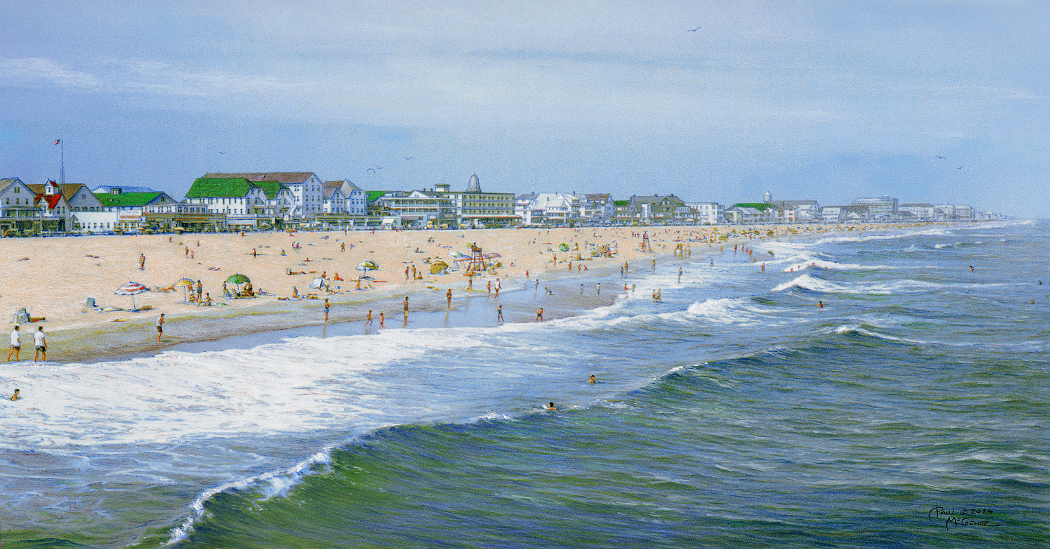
(156, 313), (164, 342)
(536, 307), (543, 321)
(8, 325), (20, 362)
(33, 326), (46, 362)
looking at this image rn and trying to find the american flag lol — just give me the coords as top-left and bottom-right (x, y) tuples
(54, 139), (61, 145)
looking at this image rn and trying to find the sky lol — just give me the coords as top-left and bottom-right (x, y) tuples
(1, 1), (1046, 217)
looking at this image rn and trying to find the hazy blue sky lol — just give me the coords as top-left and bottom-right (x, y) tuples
(1, 1), (1046, 216)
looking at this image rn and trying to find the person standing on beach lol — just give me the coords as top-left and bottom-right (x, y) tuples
(536, 307), (543, 321)
(365, 310), (373, 326)
(597, 283), (601, 296)
(379, 312), (385, 328)
(155, 314), (164, 342)
(446, 289), (452, 309)
(139, 253), (146, 270)
(403, 297), (409, 319)
(8, 325), (20, 362)
(324, 298), (330, 322)
(678, 267), (682, 283)
(33, 326), (46, 362)
(487, 280), (491, 295)
(497, 305), (504, 324)
(196, 280), (203, 301)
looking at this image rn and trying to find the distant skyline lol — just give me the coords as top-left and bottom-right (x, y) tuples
(1, 1), (1046, 217)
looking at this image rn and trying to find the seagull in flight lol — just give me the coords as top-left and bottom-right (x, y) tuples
(405, 156), (413, 160)
(687, 26), (701, 32)
(935, 155), (945, 159)
(367, 167), (376, 173)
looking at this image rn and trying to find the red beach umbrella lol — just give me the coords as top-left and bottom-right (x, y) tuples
(115, 281), (148, 311)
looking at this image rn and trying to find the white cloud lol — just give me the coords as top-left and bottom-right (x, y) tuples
(0, 57), (102, 89)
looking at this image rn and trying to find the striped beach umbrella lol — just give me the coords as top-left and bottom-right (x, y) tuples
(115, 281), (148, 311)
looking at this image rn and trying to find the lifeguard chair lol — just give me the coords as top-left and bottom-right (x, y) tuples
(641, 231), (651, 252)
(468, 243), (486, 273)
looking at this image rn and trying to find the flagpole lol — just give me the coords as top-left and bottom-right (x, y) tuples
(59, 138), (65, 191)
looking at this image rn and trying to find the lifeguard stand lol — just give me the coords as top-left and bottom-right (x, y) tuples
(468, 243), (486, 273)
(640, 231), (650, 252)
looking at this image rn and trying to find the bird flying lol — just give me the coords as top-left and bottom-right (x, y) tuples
(687, 27), (701, 32)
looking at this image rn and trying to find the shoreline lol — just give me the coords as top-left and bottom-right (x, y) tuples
(4, 223), (938, 365)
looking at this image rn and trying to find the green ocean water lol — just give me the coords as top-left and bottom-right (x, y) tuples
(3, 221), (1048, 548)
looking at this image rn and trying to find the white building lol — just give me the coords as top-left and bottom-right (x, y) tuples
(576, 193), (615, 224)
(323, 180), (367, 216)
(688, 202), (723, 224)
(205, 172), (325, 218)
(520, 193), (579, 225)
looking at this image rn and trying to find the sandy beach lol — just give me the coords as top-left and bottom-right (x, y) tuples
(0, 224), (898, 363)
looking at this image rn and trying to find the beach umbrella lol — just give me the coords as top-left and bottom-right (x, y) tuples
(174, 278), (195, 302)
(430, 259), (449, 274)
(225, 273), (251, 294)
(559, 243), (569, 251)
(356, 260), (379, 275)
(115, 281), (148, 311)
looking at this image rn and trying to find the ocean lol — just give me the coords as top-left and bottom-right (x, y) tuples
(1, 221), (1047, 548)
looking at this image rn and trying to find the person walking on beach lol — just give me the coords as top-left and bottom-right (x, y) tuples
(155, 313), (164, 342)
(379, 312), (385, 328)
(597, 283), (601, 296)
(403, 297), (409, 319)
(324, 298), (330, 322)
(33, 326), (46, 362)
(497, 305), (504, 324)
(365, 310), (373, 326)
(678, 267), (682, 284)
(446, 289), (452, 309)
(8, 325), (20, 362)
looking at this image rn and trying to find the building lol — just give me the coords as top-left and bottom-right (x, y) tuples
(518, 193), (579, 226)
(144, 201), (225, 233)
(61, 184), (109, 233)
(323, 180), (367, 216)
(899, 203), (936, 220)
(765, 199), (820, 223)
(434, 174), (517, 228)
(205, 172), (325, 218)
(627, 194), (689, 222)
(95, 187), (178, 232)
(688, 202), (723, 225)
(369, 190), (454, 228)
(28, 181), (71, 232)
(576, 193), (615, 224)
(852, 196), (899, 220)
(185, 177), (272, 229)
(0, 178), (43, 234)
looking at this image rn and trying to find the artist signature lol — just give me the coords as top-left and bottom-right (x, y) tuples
(928, 506), (1002, 530)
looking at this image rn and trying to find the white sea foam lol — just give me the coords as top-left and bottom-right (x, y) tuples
(0, 329), (495, 449)
(771, 274), (848, 293)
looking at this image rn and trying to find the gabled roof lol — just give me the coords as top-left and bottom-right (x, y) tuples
(34, 193), (64, 209)
(26, 182), (87, 202)
(186, 177), (257, 199)
(0, 177), (28, 193)
(585, 193), (611, 202)
(252, 180), (290, 200)
(96, 191), (172, 207)
(205, 172), (316, 185)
